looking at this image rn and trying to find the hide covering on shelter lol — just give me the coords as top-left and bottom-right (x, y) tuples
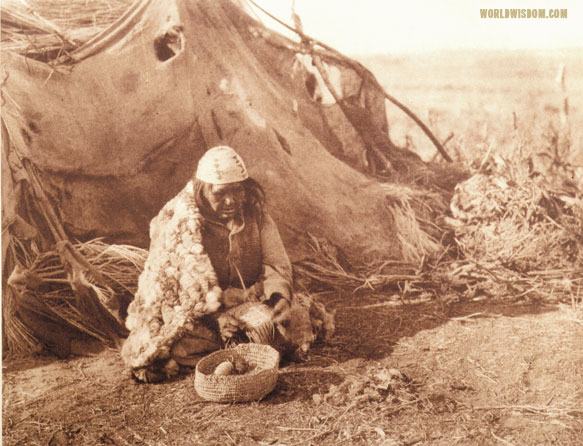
(2, 0), (416, 257)
(1, 0), (444, 355)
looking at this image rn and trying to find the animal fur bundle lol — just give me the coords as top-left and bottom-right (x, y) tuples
(226, 293), (336, 360)
(281, 293), (336, 359)
(121, 181), (222, 370)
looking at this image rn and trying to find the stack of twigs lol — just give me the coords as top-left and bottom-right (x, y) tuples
(1, 0), (134, 62)
(5, 238), (147, 355)
(443, 157), (583, 302)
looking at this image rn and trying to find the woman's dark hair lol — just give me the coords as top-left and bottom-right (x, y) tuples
(193, 177), (266, 225)
(242, 177), (266, 223)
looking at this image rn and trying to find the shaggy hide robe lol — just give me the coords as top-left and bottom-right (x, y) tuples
(121, 181), (222, 370)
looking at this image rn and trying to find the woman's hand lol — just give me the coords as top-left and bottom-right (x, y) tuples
(264, 293), (291, 326)
(217, 313), (244, 342)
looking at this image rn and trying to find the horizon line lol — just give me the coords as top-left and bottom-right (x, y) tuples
(347, 45), (583, 57)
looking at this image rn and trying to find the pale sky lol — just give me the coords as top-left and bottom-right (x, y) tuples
(251, 0), (583, 54)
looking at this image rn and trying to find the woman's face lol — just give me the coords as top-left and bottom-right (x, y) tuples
(203, 182), (246, 221)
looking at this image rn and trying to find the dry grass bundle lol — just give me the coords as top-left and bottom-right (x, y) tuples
(293, 233), (429, 294)
(382, 184), (444, 264)
(23, 239), (146, 311)
(1, 0), (134, 62)
(444, 159), (583, 302)
(75, 239), (147, 295)
(5, 238), (147, 356)
(391, 204), (436, 264)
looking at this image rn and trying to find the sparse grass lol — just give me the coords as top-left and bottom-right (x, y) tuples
(361, 48), (583, 167)
(570, 288), (583, 322)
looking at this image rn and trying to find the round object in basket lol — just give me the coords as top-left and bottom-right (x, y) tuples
(194, 343), (280, 403)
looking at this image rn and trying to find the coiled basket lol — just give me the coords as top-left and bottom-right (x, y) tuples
(194, 343), (280, 403)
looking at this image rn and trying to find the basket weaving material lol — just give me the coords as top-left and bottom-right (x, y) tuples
(226, 302), (276, 345)
(194, 343), (280, 403)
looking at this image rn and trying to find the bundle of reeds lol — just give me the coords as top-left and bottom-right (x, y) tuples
(5, 238), (147, 356)
(1, 0), (134, 62)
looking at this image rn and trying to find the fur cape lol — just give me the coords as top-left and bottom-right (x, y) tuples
(121, 181), (222, 370)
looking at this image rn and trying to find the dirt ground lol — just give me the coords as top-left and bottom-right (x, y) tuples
(3, 291), (582, 446)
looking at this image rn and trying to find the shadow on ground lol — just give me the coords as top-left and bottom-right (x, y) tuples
(4, 292), (576, 446)
(298, 291), (558, 366)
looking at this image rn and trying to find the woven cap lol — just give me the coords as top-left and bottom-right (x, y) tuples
(195, 146), (248, 185)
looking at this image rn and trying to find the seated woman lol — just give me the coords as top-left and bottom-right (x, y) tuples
(121, 146), (296, 382)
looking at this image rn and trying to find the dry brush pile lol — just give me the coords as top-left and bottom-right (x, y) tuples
(442, 148), (583, 304)
(294, 145), (583, 308)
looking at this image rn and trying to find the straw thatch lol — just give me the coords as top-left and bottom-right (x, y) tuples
(1, 0), (134, 62)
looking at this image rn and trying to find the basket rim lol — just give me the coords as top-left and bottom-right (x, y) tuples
(195, 343), (280, 375)
(194, 343), (280, 402)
